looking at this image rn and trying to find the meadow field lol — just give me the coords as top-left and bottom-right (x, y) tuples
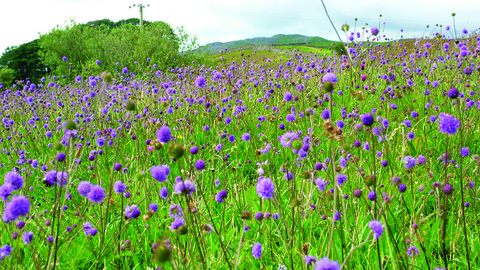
(0, 27), (479, 270)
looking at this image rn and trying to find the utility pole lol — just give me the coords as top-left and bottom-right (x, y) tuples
(129, 4), (150, 27)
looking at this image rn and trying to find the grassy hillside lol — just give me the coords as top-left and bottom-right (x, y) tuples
(203, 34), (333, 54)
(207, 44), (335, 69)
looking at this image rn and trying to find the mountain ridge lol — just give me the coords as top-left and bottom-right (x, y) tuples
(201, 34), (334, 53)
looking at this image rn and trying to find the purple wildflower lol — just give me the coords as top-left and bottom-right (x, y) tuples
(314, 256), (340, 270)
(368, 220), (384, 239)
(156, 126), (172, 143)
(252, 243), (262, 259)
(150, 165), (170, 182)
(439, 113), (460, 134)
(256, 177), (275, 199)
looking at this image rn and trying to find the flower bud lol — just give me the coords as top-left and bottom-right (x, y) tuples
(241, 211), (252, 220)
(125, 100), (137, 111)
(323, 81), (334, 93)
(169, 144), (185, 159)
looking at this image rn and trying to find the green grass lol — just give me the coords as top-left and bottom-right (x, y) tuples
(0, 34), (479, 270)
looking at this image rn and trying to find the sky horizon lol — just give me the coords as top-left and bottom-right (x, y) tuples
(1, 0), (479, 55)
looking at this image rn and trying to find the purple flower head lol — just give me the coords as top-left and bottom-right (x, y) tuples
(114, 181), (126, 193)
(241, 133), (251, 141)
(254, 212), (264, 221)
(322, 73), (338, 83)
(305, 255), (317, 266)
(2, 195), (30, 223)
(0, 245), (13, 260)
(83, 222), (94, 236)
(398, 183), (407, 193)
(462, 66), (473, 75)
(403, 156), (416, 169)
(96, 137), (106, 147)
(443, 184), (454, 195)
(362, 113), (374, 126)
(149, 203), (158, 212)
(169, 204), (183, 218)
(190, 146), (199, 154)
(194, 159), (206, 171)
(284, 171), (293, 181)
(170, 217), (184, 230)
(371, 27), (379, 36)
(195, 76), (206, 88)
(22, 231), (33, 245)
(256, 177), (275, 199)
(286, 113), (296, 122)
(279, 132), (300, 148)
(321, 109), (330, 120)
(314, 163), (324, 171)
(439, 113), (460, 135)
(447, 88), (459, 99)
(252, 243), (262, 259)
(125, 205), (141, 219)
(150, 165), (170, 182)
(89, 228), (97, 236)
(284, 92), (293, 101)
(0, 184), (13, 201)
(44, 170), (57, 187)
(113, 163), (122, 171)
(87, 185), (106, 203)
(337, 174), (347, 186)
(368, 220), (384, 239)
(160, 186), (168, 198)
(174, 179), (196, 195)
(4, 171), (23, 191)
(460, 147), (470, 157)
(77, 181), (92, 197)
(315, 177), (327, 191)
(407, 246), (420, 257)
(215, 190), (228, 203)
(156, 126), (172, 143)
(314, 256), (340, 270)
(56, 171), (69, 187)
(367, 190), (376, 201)
(416, 155), (427, 165)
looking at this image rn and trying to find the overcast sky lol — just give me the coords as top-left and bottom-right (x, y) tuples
(1, 0), (479, 54)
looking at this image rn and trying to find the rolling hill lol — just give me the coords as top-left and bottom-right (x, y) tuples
(202, 34), (334, 54)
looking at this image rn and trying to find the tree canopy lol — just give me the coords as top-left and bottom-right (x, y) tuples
(0, 39), (50, 83)
(0, 18), (206, 86)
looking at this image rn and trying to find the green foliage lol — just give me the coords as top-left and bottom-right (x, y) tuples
(333, 42), (348, 56)
(0, 39), (50, 82)
(84, 18), (152, 29)
(38, 19), (207, 80)
(0, 67), (14, 86)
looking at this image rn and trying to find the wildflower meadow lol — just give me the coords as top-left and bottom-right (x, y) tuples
(1, 17), (480, 270)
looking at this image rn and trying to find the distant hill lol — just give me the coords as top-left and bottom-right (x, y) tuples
(202, 34), (333, 54)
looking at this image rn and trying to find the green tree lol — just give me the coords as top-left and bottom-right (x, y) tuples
(0, 39), (50, 82)
(85, 18), (116, 28)
(0, 67), (14, 86)
(38, 20), (183, 78)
